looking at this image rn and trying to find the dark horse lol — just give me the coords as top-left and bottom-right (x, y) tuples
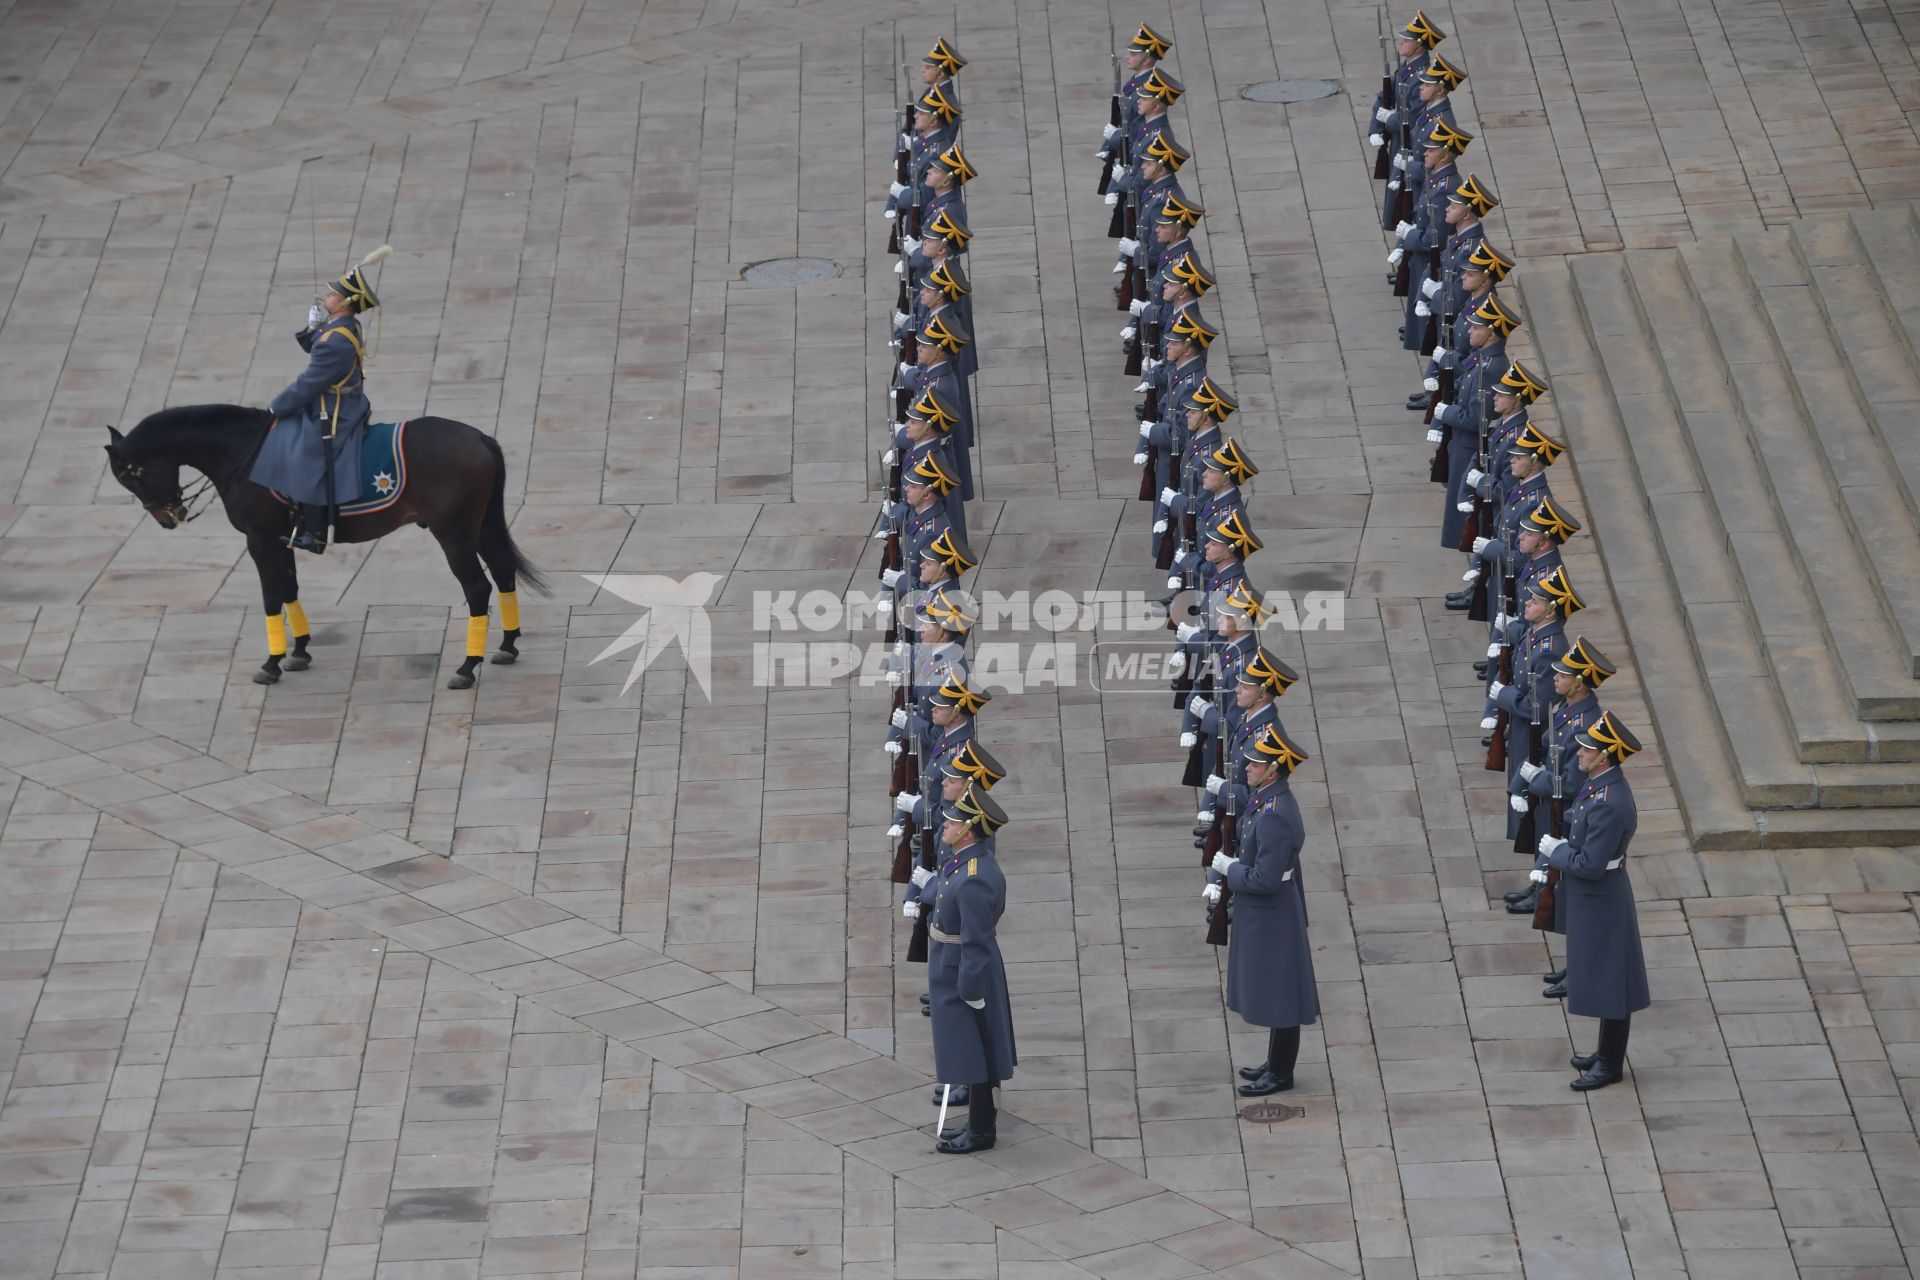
(105, 405), (546, 689)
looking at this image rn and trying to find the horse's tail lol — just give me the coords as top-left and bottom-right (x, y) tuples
(477, 434), (549, 595)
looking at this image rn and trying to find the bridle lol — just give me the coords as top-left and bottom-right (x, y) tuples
(118, 458), (214, 525)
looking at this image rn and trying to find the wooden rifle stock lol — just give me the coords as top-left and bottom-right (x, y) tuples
(1486, 641), (1512, 771)
(1139, 444), (1158, 500)
(906, 893), (930, 962)
(1123, 328), (1143, 376)
(1206, 734), (1233, 946)
(1531, 789), (1565, 929)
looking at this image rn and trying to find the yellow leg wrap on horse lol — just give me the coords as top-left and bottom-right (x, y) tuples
(466, 615), (488, 658)
(265, 613), (288, 657)
(499, 590), (520, 632)
(284, 599), (309, 639)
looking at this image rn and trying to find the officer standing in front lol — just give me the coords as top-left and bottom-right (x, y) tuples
(1209, 722), (1319, 1097)
(926, 783), (1018, 1153)
(1533, 711), (1652, 1091)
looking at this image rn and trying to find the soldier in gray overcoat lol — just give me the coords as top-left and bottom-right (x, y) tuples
(925, 783), (1017, 1153)
(1209, 722), (1319, 1096)
(1533, 711), (1652, 1091)
(251, 251), (389, 553)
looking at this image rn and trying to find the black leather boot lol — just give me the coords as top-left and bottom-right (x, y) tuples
(288, 503), (328, 555)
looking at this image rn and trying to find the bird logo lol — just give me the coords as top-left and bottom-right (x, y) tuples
(580, 572), (725, 697)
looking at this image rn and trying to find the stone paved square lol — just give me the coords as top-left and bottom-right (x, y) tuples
(2, 0), (1920, 1277)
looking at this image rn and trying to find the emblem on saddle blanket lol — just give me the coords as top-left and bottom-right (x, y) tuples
(267, 420), (409, 515)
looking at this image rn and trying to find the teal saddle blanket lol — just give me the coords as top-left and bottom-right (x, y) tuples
(270, 420), (410, 515)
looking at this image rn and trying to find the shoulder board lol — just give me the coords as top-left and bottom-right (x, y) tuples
(966, 858), (978, 877)
(1592, 785), (1610, 802)
(322, 325), (365, 359)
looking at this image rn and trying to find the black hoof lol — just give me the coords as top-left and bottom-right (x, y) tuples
(447, 657), (482, 691)
(491, 630), (519, 665)
(283, 652), (311, 672)
(252, 665), (281, 685)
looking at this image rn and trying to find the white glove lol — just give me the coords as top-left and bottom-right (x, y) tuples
(1493, 612), (1509, 630)
(1129, 299), (1147, 316)
(891, 310), (907, 327)
(1387, 248), (1405, 266)
(911, 865), (934, 888)
(1519, 762), (1542, 782)
(903, 901), (920, 919)
(1424, 375), (1440, 392)
(1368, 133), (1385, 147)
(1180, 731), (1198, 748)
(1103, 123), (1120, 140)
(1432, 345), (1448, 361)
(307, 303), (327, 328)
(1133, 451), (1149, 466)
(1414, 300), (1430, 316)
(1153, 518), (1168, 533)
(1487, 642), (1502, 658)
(1538, 835), (1568, 858)
(964, 997), (985, 1010)
(894, 259), (905, 273)
(1510, 794), (1530, 813)
(1421, 277), (1441, 298)
(1202, 883), (1222, 903)
(1375, 107), (1393, 123)
(1472, 537), (1491, 554)
(1465, 467), (1485, 486)
(882, 448), (897, 464)
(1105, 191), (1120, 206)
(1166, 573), (1182, 590)
(890, 708), (908, 729)
(1392, 154), (1407, 172)
(1160, 486), (1178, 506)
(1492, 677), (1512, 697)
(1211, 851), (1236, 877)
(1480, 715), (1498, 730)
(886, 669), (903, 686)
(1388, 179), (1402, 191)
(1175, 622), (1199, 641)
(888, 822), (903, 838)
(1168, 651), (1187, 676)
(884, 740), (902, 756)
(1395, 220), (1415, 239)
(1528, 869), (1548, 884)
(1187, 694), (1210, 716)
(1425, 428), (1443, 444)
(1142, 357), (1159, 373)
(1197, 809), (1214, 824)
(1121, 325), (1136, 341)
(902, 237), (921, 255)
(1117, 237), (1140, 255)
(900, 133), (910, 149)
(885, 207), (898, 221)
(897, 360), (912, 376)
(876, 597), (894, 615)
(1139, 420), (1154, 437)
(1205, 774), (1226, 795)
(879, 498), (895, 516)
(894, 791), (917, 813)
(1457, 500), (1474, 513)
(881, 568), (902, 587)
(1433, 400), (1450, 415)
(889, 181), (907, 198)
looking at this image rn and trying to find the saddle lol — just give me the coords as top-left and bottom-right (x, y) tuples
(269, 420), (410, 514)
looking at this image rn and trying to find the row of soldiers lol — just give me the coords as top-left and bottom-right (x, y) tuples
(1099, 23), (1321, 1098)
(875, 38), (1019, 1155)
(1370, 12), (1649, 1089)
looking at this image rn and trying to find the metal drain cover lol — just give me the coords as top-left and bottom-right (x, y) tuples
(1240, 79), (1340, 103)
(741, 256), (841, 285)
(1239, 1101), (1306, 1124)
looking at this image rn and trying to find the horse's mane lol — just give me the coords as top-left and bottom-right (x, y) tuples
(125, 404), (273, 457)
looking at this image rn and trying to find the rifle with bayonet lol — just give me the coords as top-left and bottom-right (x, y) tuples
(1466, 378), (1497, 623)
(1487, 482), (1514, 773)
(1515, 660), (1543, 853)
(1098, 19), (1121, 194)
(1373, 9), (1394, 180)
(1207, 748), (1238, 947)
(891, 639), (921, 884)
(888, 35), (913, 256)
(1532, 701), (1565, 931)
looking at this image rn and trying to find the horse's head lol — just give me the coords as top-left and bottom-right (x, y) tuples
(105, 425), (188, 529)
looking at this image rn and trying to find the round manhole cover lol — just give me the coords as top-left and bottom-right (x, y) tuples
(1240, 79), (1340, 103)
(741, 256), (841, 285)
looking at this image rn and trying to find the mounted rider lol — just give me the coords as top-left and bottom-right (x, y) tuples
(253, 246), (390, 554)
